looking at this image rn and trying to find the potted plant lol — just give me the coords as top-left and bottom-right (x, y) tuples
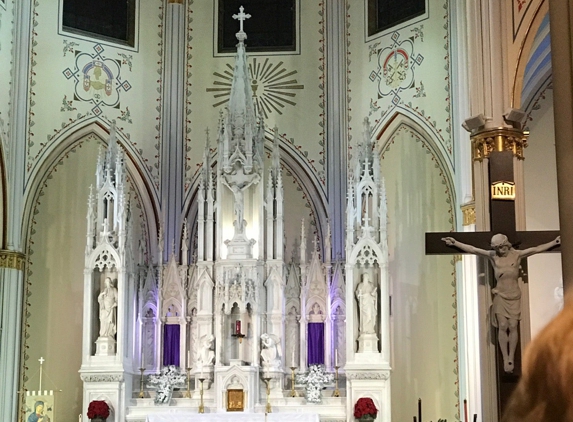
(87, 400), (110, 422)
(354, 397), (378, 421)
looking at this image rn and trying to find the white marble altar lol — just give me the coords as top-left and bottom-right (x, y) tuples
(146, 413), (319, 422)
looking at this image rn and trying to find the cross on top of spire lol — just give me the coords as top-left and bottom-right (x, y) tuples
(233, 6), (251, 42)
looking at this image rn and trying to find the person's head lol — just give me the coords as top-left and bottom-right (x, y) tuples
(34, 401), (44, 413)
(104, 277), (111, 287)
(491, 233), (512, 255)
(502, 293), (573, 421)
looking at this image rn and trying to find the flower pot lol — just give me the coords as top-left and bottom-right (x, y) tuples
(91, 418), (106, 422)
(358, 415), (376, 422)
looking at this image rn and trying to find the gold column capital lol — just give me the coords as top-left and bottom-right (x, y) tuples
(0, 250), (26, 271)
(471, 127), (528, 161)
(461, 202), (476, 226)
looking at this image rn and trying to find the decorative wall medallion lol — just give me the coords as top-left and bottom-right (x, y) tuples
(369, 32), (424, 100)
(207, 58), (304, 119)
(63, 44), (132, 116)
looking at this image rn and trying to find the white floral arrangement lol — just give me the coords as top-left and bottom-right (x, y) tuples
(296, 364), (334, 404)
(147, 365), (186, 405)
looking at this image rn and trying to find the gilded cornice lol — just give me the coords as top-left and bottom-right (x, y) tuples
(471, 127), (528, 161)
(0, 250), (26, 271)
(461, 203), (476, 226)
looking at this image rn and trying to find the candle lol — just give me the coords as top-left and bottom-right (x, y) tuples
(236, 320), (241, 335)
(291, 348), (295, 367)
(418, 398), (422, 422)
(188, 350), (191, 368)
(335, 349), (339, 367)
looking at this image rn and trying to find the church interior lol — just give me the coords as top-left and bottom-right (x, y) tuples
(1, 0), (571, 421)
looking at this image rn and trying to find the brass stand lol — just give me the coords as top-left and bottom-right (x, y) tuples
(231, 333), (246, 344)
(332, 365), (340, 397)
(198, 377), (205, 413)
(184, 366), (192, 398)
(138, 367), (145, 398)
(263, 377), (272, 413)
(289, 367), (297, 397)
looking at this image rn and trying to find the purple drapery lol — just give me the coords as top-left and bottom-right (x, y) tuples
(307, 323), (325, 365)
(163, 324), (180, 366)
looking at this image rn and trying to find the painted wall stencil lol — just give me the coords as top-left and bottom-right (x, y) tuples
(369, 31), (424, 101)
(63, 44), (132, 116)
(207, 58), (304, 119)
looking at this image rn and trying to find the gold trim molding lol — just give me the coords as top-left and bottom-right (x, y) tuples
(168, 0), (184, 3)
(461, 203), (476, 226)
(471, 127), (528, 161)
(0, 250), (26, 271)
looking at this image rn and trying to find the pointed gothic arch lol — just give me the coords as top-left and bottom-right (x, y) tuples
(22, 120), (159, 260)
(182, 134), (329, 262)
(376, 112), (457, 213)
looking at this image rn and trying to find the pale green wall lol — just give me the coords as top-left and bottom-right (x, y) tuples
(0, 0), (13, 154)
(24, 135), (100, 420)
(381, 124), (458, 422)
(24, 0), (164, 189)
(347, 0), (453, 166)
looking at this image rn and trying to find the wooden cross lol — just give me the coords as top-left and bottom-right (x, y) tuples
(232, 6), (251, 33)
(425, 149), (560, 414)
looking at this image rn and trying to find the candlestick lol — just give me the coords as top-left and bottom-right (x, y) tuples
(138, 366), (145, 398)
(332, 365), (340, 397)
(263, 377), (272, 413)
(184, 366), (192, 398)
(290, 366), (297, 397)
(198, 377), (205, 413)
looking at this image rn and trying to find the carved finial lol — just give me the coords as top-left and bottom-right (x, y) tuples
(233, 6), (251, 41)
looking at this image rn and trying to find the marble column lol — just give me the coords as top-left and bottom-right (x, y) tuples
(160, 0), (186, 261)
(0, 0), (33, 419)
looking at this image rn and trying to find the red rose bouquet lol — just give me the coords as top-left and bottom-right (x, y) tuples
(87, 400), (110, 419)
(354, 397), (378, 419)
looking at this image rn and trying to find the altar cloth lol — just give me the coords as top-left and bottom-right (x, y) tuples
(146, 413), (319, 422)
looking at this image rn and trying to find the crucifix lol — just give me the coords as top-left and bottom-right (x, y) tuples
(38, 356), (45, 391)
(426, 147), (560, 411)
(232, 6), (251, 34)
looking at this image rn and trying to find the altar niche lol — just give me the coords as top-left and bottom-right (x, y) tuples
(224, 302), (253, 364)
(91, 270), (119, 356)
(354, 269), (380, 354)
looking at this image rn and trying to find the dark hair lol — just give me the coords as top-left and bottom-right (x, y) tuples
(33, 401), (44, 409)
(502, 294), (573, 421)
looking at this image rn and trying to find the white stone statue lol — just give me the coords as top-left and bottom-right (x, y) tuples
(443, 233), (560, 373)
(355, 273), (377, 335)
(230, 184), (245, 233)
(98, 277), (118, 337)
(198, 334), (215, 366)
(260, 333), (281, 368)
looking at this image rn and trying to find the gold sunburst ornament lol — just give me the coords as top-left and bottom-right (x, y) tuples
(207, 58), (304, 118)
